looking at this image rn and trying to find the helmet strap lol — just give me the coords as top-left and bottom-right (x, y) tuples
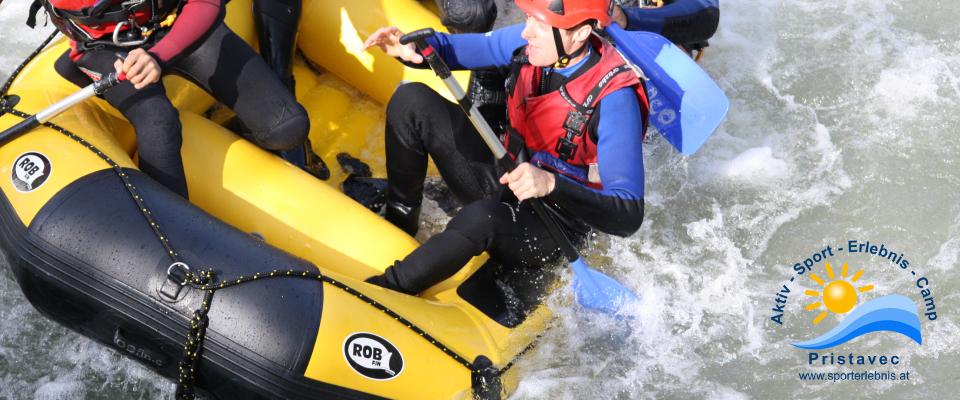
(552, 26), (587, 68)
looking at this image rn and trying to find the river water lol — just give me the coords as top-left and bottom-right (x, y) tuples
(2, 0), (959, 399)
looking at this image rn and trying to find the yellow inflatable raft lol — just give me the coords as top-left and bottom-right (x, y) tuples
(0, 1), (549, 399)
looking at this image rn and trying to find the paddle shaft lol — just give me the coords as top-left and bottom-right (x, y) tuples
(0, 72), (124, 144)
(401, 29), (580, 262)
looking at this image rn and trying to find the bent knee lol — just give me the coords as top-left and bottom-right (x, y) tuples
(386, 82), (442, 122)
(257, 103), (310, 151)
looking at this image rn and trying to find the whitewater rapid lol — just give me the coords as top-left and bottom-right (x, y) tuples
(2, 0), (959, 399)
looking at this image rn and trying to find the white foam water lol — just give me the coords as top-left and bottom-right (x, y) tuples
(1, 0), (958, 398)
(507, 0), (960, 399)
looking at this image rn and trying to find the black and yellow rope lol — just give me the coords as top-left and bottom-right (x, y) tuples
(1, 30), (524, 400)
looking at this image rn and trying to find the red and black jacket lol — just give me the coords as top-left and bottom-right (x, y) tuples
(28, 0), (222, 66)
(504, 37), (649, 189)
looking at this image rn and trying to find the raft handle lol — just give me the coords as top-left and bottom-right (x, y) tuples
(159, 261), (191, 301)
(0, 95), (20, 116)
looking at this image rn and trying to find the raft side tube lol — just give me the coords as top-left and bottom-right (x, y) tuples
(0, 169), (385, 399)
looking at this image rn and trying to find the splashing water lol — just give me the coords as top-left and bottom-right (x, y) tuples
(506, 1), (960, 399)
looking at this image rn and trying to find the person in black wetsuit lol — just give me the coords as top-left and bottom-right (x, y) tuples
(362, 0), (649, 295)
(40, 0), (314, 198)
(346, 0), (719, 211)
(342, 0), (504, 210)
(420, 0), (720, 147)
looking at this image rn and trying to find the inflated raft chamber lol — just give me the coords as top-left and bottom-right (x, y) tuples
(0, 0), (547, 399)
(0, 0), (722, 398)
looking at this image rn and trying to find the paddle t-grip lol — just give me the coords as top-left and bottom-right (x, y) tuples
(398, 28), (435, 46)
(399, 28), (452, 79)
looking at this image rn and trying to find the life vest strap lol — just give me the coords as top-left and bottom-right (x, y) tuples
(553, 64), (632, 161)
(28, 0), (181, 47)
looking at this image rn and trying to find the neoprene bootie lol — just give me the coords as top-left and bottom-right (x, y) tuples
(279, 140), (330, 180)
(384, 201), (421, 237)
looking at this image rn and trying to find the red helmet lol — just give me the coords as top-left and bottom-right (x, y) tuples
(514, 0), (613, 29)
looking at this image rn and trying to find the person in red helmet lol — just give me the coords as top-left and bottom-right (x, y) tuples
(29, 0), (315, 197)
(362, 0), (649, 295)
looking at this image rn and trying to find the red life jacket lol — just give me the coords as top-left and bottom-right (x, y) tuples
(28, 0), (180, 47)
(504, 38), (649, 189)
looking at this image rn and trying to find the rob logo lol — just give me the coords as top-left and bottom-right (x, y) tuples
(11, 152), (51, 192)
(343, 333), (404, 380)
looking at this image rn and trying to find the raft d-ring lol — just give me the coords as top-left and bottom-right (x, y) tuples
(167, 262), (192, 286)
(112, 21), (149, 47)
(0, 94), (21, 118)
(0, 95), (20, 113)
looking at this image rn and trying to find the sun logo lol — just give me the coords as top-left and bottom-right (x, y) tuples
(804, 263), (874, 325)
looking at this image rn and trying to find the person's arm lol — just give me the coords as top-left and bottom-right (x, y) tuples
(618, 1), (720, 45)
(546, 87), (646, 237)
(423, 23), (526, 70)
(147, 0), (223, 66)
(619, 5), (662, 32)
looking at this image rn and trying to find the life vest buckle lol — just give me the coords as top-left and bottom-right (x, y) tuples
(563, 110), (588, 135)
(555, 137), (578, 161)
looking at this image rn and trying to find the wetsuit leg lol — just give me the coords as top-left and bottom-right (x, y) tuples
(171, 23), (309, 152)
(252, 0), (329, 179)
(378, 2), (502, 230)
(253, 0), (301, 89)
(62, 50), (189, 198)
(384, 82), (501, 235)
(369, 199), (568, 295)
(54, 50), (93, 87)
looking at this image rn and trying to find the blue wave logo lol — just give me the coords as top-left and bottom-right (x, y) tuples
(792, 295), (922, 350)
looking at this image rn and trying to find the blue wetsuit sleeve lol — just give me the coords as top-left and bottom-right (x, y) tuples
(594, 89), (645, 200)
(622, 6), (665, 33)
(621, 1), (720, 43)
(423, 23), (526, 70)
(546, 87), (646, 237)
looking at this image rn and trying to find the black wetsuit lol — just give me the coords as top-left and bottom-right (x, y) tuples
(250, 0), (331, 179)
(371, 44), (645, 294)
(55, 18), (309, 197)
(370, 82), (584, 295)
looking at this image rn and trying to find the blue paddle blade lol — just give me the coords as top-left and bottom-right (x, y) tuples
(606, 23), (729, 155)
(570, 258), (639, 314)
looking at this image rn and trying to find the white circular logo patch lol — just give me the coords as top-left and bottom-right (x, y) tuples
(11, 152), (52, 193)
(658, 108), (677, 126)
(343, 332), (404, 380)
